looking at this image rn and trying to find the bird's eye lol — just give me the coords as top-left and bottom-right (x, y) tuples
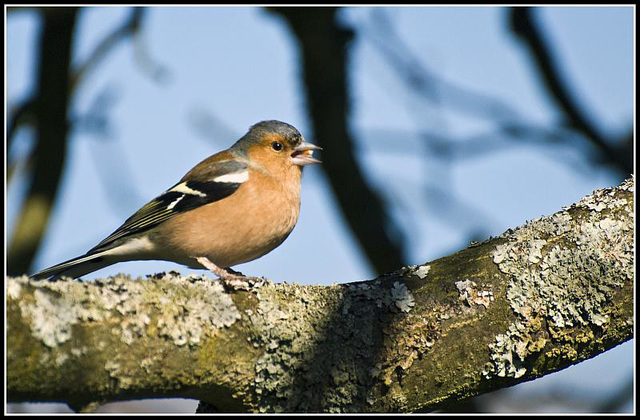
(271, 141), (284, 151)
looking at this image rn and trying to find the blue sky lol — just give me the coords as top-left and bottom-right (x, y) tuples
(6, 6), (634, 413)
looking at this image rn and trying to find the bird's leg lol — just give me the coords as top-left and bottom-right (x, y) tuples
(195, 256), (243, 279)
(195, 257), (265, 289)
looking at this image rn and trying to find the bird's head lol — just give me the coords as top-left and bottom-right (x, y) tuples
(233, 120), (322, 173)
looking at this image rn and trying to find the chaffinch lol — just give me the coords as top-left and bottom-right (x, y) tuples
(31, 120), (321, 281)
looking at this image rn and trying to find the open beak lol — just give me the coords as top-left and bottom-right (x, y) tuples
(291, 141), (322, 166)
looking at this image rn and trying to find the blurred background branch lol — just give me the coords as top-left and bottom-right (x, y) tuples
(7, 7), (78, 276)
(6, 6), (163, 276)
(69, 7), (145, 94)
(509, 7), (633, 175)
(269, 7), (407, 274)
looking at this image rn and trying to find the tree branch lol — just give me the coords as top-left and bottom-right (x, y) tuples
(7, 7), (78, 276)
(267, 7), (407, 274)
(7, 7), (159, 277)
(7, 178), (634, 413)
(69, 7), (145, 94)
(509, 7), (633, 175)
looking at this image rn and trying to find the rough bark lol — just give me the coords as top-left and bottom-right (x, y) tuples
(6, 178), (634, 413)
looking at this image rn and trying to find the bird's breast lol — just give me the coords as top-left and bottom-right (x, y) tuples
(155, 170), (302, 268)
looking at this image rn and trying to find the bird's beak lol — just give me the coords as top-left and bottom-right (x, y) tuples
(291, 141), (322, 166)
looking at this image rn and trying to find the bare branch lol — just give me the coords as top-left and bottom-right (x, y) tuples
(509, 7), (632, 175)
(7, 8), (79, 276)
(6, 98), (37, 184)
(362, 9), (523, 125)
(70, 8), (145, 93)
(268, 7), (407, 274)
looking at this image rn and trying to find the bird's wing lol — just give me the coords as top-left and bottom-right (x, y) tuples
(89, 158), (249, 253)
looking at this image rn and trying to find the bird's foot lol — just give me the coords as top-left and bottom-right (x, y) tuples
(195, 257), (266, 290)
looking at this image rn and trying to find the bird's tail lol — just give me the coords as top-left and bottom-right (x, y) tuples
(30, 252), (114, 281)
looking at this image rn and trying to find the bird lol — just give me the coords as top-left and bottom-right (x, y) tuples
(30, 120), (321, 281)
